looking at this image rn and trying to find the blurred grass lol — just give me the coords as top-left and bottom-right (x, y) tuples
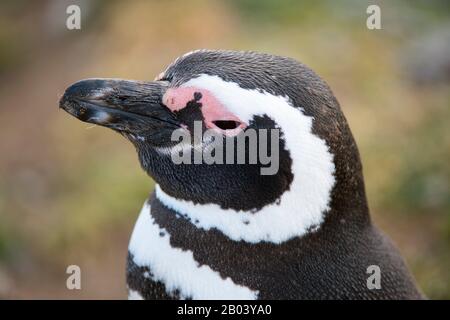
(0, 0), (448, 298)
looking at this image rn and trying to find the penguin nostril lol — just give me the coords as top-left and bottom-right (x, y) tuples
(212, 120), (241, 130)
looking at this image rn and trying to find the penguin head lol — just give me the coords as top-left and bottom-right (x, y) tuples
(60, 50), (368, 242)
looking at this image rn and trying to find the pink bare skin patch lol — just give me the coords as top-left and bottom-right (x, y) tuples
(163, 87), (247, 136)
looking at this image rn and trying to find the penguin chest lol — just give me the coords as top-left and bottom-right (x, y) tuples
(126, 202), (258, 300)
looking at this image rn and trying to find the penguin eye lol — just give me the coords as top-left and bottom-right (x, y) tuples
(163, 86), (247, 135)
(212, 120), (241, 130)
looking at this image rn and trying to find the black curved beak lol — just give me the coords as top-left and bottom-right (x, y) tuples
(59, 78), (179, 137)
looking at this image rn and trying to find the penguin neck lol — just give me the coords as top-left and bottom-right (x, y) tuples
(152, 166), (332, 244)
(153, 176), (370, 246)
(144, 129), (371, 244)
(326, 135), (372, 227)
(149, 137), (372, 244)
(328, 173), (371, 228)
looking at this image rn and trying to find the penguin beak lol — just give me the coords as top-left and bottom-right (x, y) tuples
(59, 78), (180, 136)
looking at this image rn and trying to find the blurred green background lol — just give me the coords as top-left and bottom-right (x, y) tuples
(0, 0), (449, 299)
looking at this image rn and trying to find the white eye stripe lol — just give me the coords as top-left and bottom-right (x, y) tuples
(155, 74), (336, 244)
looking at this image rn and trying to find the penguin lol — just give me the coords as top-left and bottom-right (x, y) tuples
(59, 50), (423, 300)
